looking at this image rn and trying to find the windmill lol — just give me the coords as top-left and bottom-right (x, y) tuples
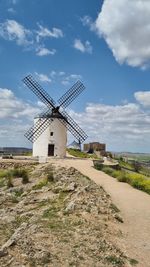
(23, 74), (88, 157)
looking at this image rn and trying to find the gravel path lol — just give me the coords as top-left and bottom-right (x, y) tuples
(51, 158), (150, 267)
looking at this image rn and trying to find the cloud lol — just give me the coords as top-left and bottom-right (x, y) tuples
(70, 100), (150, 152)
(35, 72), (52, 83)
(73, 39), (92, 54)
(135, 91), (150, 107)
(95, 0), (150, 68)
(36, 24), (63, 42)
(81, 15), (96, 32)
(0, 87), (41, 146)
(0, 20), (32, 46)
(0, 20), (61, 57)
(0, 88), (40, 120)
(7, 7), (16, 14)
(61, 74), (82, 85)
(11, 0), (19, 4)
(49, 70), (82, 85)
(1, 86), (150, 151)
(36, 46), (56, 56)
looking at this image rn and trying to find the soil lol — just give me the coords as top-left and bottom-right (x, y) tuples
(50, 158), (150, 267)
(0, 160), (132, 267)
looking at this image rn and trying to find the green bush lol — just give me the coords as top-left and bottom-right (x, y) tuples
(21, 170), (29, 184)
(11, 168), (29, 184)
(102, 166), (150, 195)
(32, 178), (48, 190)
(102, 167), (114, 175)
(6, 173), (13, 188)
(94, 163), (103, 170)
(47, 171), (54, 182)
(111, 170), (121, 178)
(125, 173), (150, 193)
(67, 148), (97, 159)
(0, 170), (8, 178)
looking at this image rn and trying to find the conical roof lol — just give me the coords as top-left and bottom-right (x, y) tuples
(68, 141), (81, 150)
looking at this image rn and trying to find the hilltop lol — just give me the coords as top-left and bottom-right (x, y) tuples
(0, 160), (132, 267)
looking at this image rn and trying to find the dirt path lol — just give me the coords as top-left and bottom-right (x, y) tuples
(50, 158), (150, 267)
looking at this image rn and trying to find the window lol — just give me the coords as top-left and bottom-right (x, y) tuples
(50, 132), (53, 136)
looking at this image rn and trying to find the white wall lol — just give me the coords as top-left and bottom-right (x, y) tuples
(33, 117), (67, 157)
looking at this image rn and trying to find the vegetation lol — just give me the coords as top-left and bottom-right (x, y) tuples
(0, 167), (29, 187)
(47, 171), (54, 182)
(32, 178), (48, 190)
(6, 174), (14, 188)
(117, 158), (150, 177)
(94, 165), (150, 195)
(67, 148), (98, 158)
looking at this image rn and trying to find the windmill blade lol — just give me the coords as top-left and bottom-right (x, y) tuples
(58, 80), (85, 108)
(23, 75), (56, 109)
(59, 110), (88, 143)
(25, 110), (53, 143)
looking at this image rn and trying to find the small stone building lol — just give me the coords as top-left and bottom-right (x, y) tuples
(84, 142), (106, 156)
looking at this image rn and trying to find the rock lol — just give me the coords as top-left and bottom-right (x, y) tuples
(0, 248), (8, 257)
(65, 201), (75, 213)
(1, 223), (28, 250)
(114, 214), (124, 223)
(64, 182), (76, 192)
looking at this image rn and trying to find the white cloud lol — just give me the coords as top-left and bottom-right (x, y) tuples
(59, 71), (65, 76)
(11, 0), (18, 4)
(81, 15), (96, 32)
(61, 73), (82, 86)
(0, 20), (32, 46)
(73, 39), (92, 54)
(70, 100), (150, 152)
(36, 46), (56, 56)
(48, 70), (82, 85)
(95, 0), (150, 68)
(8, 8), (16, 13)
(50, 71), (57, 78)
(135, 91), (150, 107)
(0, 88), (40, 120)
(36, 24), (63, 41)
(0, 20), (61, 57)
(35, 72), (52, 83)
(1, 86), (150, 151)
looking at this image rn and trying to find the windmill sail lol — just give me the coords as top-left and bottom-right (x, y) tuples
(23, 74), (88, 144)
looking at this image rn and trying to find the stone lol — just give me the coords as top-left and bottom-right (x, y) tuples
(65, 201), (75, 213)
(0, 248), (8, 257)
(64, 182), (76, 192)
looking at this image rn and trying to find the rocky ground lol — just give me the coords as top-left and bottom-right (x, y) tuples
(0, 160), (134, 267)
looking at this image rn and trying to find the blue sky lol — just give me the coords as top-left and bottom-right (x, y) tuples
(1, 0), (150, 152)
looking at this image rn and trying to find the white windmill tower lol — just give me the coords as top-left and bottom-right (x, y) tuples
(23, 75), (88, 157)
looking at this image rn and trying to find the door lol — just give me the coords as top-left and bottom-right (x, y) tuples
(48, 144), (54, 156)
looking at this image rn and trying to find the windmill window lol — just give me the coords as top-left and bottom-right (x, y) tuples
(50, 132), (53, 136)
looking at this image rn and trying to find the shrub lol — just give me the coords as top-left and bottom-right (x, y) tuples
(11, 168), (29, 184)
(125, 173), (150, 193)
(21, 170), (29, 184)
(0, 170), (8, 178)
(67, 148), (97, 159)
(47, 171), (54, 182)
(32, 178), (48, 190)
(111, 170), (121, 178)
(6, 173), (13, 188)
(101, 164), (150, 195)
(102, 167), (114, 175)
(94, 163), (103, 170)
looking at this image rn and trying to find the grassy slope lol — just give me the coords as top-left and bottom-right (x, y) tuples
(95, 165), (150, 195)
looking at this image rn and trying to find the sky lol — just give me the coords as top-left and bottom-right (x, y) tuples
(1, 0), (150, 152)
